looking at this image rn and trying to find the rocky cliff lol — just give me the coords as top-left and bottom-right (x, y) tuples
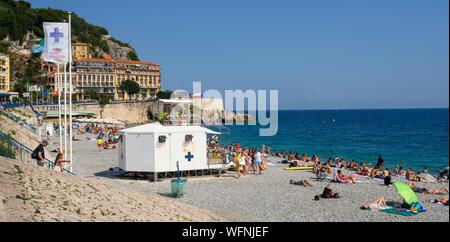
(102, 36), (135, 61)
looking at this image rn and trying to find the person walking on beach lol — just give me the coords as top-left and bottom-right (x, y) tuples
(375, 155), (384, 169)
(96, 136), (103, 151)
(233, 150), (242, 178)
(32, 140), (48, 167)
(253, 150), (262, 175)
(243, 149), (252, 175)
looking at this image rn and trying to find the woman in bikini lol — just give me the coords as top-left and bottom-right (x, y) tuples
(406, 182), (449, 195)
(337, 170), (356, 184)
(433, 197), (449, 206)
(360, 198), (391, 210)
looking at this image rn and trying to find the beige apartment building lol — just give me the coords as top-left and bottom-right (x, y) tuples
(72, 42), (90, 61)
(43, 57), (161, 101)
(114, 59), (161, 100)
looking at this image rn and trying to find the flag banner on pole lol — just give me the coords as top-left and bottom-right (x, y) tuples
(43, 22), (69, 63)
(30, 38), (45, 55)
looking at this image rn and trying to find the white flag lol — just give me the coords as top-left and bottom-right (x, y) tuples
(43, 22), (69, 63)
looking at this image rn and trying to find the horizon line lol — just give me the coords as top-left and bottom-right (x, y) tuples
(229, 107), (449, 112)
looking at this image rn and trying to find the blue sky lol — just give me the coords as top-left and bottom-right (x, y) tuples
(29, 0), (449, 109)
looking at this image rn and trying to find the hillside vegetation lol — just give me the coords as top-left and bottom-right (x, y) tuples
(0, 0), (135, 57)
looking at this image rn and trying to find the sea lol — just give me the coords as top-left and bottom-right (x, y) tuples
(221, 109), (449, 173)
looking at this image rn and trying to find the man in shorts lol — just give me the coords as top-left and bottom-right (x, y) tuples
(253, 150), (262, 175)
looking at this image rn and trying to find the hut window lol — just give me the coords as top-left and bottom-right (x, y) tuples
(185, 135), (193, 142)
(158, 135), (167, 143)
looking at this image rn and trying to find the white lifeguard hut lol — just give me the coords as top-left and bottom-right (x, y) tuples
(118, 123), (224, 181)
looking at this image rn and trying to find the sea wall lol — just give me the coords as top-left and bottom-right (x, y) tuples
(35, 101), (252, 124)
(35, 102), (150, 124)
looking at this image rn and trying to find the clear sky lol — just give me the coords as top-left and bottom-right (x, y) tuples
(28, 0), (449, 110)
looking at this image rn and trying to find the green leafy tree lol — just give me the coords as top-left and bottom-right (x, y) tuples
(0, 41), (10, 54)
(157, 90), (173, 100)
(119, 80), (140, 100)
(127, 51), (139, 61)
(84, 89), (97, 100)
(95, 94), (110, 118)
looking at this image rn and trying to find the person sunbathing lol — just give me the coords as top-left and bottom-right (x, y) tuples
(336, 170), (356, 184)
(301, 154), (309, 162)
(290, 179), (313, 187)
(326, 157), (336, 167)
(370, 167), (382, 178)
(433, 197), (449, 206)
(360, 198), (392, 210)
(347, 160), (357, 170)
(357, 163), (370, 176)
(406, 169), (420, 181)
(406, 182), (449, 195)
(320, 164), (332, 174)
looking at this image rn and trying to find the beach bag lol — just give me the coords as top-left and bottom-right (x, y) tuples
(239, 157), (246, 166)
(259, 164), (268, 171)
(409, 202), (426, 213)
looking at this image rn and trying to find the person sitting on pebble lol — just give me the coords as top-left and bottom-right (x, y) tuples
(53, 152), (70, 172)
(319, 185), (340, 199)
(336, 170), (356, 184)
(347, 160), (357, 170)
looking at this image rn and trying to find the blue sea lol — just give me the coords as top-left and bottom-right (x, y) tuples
(222, 109), (449, 173)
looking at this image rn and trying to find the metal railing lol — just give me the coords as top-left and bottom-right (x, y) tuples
(0, 109), (37, 133)
(0, 130), (75, 176)
(202, 116), (231, 135)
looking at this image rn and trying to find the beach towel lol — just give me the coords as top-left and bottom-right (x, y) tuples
(380, 202), (425, 216)
(380, 208), (418, 216)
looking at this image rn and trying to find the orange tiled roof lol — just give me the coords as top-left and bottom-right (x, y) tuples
(77, 56), (159, 66)
(75, 58), (158, 66)
(76, 58), (113, 63)
(114, 59), (158, 66)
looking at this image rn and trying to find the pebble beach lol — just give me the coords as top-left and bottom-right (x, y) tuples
(48, 133), (449, 222)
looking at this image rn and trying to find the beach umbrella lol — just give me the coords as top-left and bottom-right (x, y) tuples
(394, 182), (418, 205)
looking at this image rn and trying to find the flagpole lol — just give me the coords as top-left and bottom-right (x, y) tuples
(63, 61), (68, 160)
(57, 63), (63, 152)
(68, 11), (73, 173)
